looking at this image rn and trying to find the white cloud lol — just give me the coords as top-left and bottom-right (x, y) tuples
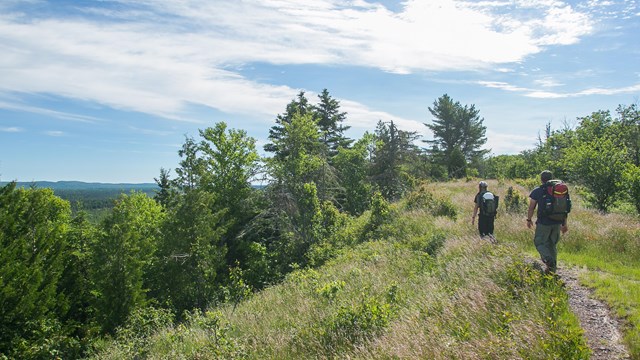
(128, 125), (174, 136)
(477, 80), (640, 98)
(44, 130), (65, 136)
(339, 99), (425, 134)
(0, 101), (102, 123)
(0, 0), (594, 124)
(477, 81), (530, 92)
(485, 130), (536, 154)
(1, 126), (22, 132)
(534, 77), (563, 87)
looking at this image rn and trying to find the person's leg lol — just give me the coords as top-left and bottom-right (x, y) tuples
(487, 216), (495, 236)
(533, 224), (554, 271)
(487, 216), (496, 243)
(478, 216), (488, 237)
(546, 224), (561, 272)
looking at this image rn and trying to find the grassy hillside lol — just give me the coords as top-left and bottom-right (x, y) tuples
(89, 180), (639, 359)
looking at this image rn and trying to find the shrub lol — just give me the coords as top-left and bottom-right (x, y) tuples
(322, 296), (394, 349)
(503, 186), (528, 214)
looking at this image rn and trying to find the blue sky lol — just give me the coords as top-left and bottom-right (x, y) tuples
(1, 0), (638, 183)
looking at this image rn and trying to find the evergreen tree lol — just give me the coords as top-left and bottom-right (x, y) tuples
(0, 183), (72, 354)
(151, 189), (227, 315)
(333, 134), (374, 215)
(371, 120), (420, 201)
(57, 211), (98, 342)
(154, 167), (173, 208)
(424, 94), (488, 178)
(92, 192), (164, 333)
(314, 89), (353, 156)
(264, 91), (315, 158)
(265, 111), (325, 267)
(174, 136), (205, 191)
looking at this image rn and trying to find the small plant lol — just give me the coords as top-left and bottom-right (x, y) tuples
(322, 296), (394, 349)
(363, 191), (393, 240)
(316, 280), (346, 301)
(431, 197), (458, 220)
(223, 262), (253, 312)
(504, 186), (528, 214)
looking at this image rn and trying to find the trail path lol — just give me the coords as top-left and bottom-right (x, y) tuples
(556, 266), (631, 360)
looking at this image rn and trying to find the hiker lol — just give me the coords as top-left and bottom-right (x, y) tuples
(472, 181), (498, 241)
(527, 170), (570, 274)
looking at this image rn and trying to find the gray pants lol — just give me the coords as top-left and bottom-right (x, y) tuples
(534, 223), (561, 272)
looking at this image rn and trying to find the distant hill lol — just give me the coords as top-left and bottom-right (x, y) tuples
(0, 180), (158, 191)
(1, 181), (160, 213)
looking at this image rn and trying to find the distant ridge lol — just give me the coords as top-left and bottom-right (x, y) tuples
(0, 181), (158, 190)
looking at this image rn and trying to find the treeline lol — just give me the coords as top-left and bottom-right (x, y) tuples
(56, 188), (157, 211)
(484, 104), (640, 213)
(0, 90), (480, 358)
(1, 89), (637, 359)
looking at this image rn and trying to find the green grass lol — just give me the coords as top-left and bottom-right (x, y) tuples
(481, 179), (640, 359)
(91, 181), (592, 359)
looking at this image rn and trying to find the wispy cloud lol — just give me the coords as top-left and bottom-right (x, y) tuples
(477, 80), (640, 98)
(0, 0), (595, 124)
(485, 130), (536, 154)
(534, 77), (563, 88)
(339, 99), (425, 134)
(0, 101), (102, 123)
(127, 125), (174, 136)
(44, 130), (65, 137)
(1, 126), (22, 132)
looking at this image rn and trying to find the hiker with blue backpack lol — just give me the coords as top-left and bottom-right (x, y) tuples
(527, 170), (571, 274)
(472, 181), (498, 242)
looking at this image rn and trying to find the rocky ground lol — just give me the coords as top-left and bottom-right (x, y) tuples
(556, 266), (631, 360)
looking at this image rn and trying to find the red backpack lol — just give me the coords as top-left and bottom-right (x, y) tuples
(540, 180), (571, 221)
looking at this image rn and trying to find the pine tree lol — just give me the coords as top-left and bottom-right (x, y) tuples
(92, 192), (164, 333)
(264, 91), (315, 158)
(424, 94), (488, 178)
(371, 120), (420, 201)
(314, 89), (353, 156)
(0, 183), (72, 352)
(154, 167), (173, 207)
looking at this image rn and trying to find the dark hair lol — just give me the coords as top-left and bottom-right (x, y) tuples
(540, 170), (553, 182)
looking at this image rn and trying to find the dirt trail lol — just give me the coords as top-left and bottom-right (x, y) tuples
(556, 266), (631, 360)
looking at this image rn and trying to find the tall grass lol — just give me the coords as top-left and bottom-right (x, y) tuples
(95, 179), (640, 359)
(478, 179), (640, 357)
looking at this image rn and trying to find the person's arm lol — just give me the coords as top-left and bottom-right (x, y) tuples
(472, 202), (479, 225)
(527, 198), (536, 229)
(561, 219), (568, 234)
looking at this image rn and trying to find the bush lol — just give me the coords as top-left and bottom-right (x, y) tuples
(321, 296), (394, 349)
(503, 186), (528, 214)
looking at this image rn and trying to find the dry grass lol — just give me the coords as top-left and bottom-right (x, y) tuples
(92, 179), (606, 359)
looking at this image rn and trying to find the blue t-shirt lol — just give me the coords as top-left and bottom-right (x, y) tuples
(529, 186), (564, 225)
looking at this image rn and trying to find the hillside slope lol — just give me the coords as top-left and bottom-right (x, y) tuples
(91, 180), (604, 359)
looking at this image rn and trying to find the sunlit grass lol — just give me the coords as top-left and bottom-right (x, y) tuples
(91, 179), (640, 359)
(450, 179), (640, 358)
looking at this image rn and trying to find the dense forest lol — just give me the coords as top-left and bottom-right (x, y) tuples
(0, 182), (158, 213)
(1, 90), (638, 359)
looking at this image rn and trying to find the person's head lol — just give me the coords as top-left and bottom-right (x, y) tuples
(479, 181), (488, 190)
(540, 170), (553, 183)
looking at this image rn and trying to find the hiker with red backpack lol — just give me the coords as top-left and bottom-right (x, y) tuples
(472, 181), (498, 242)
(527, 170), (571, 274)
